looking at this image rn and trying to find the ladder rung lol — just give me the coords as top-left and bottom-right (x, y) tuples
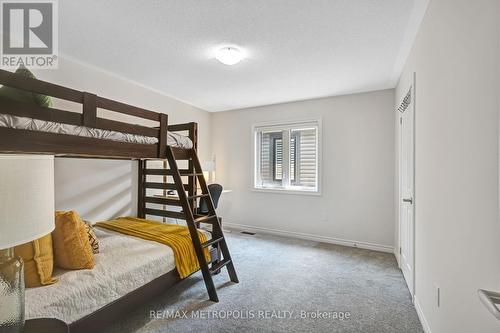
(187, 194), (209, 200)
(209, 259), (231, 275)
(202, 236), (223, 248)
(143, 169), (202, 177)
(183, 173), (204, 177)
(144, 196), (182, 206)
(143, 169), (172, 175)
(144, 182), (190, 191)
(144, 208), (185, 219)
(194, 215), (217, 224)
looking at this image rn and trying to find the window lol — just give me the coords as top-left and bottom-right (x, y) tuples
(254, 120), (320, 193)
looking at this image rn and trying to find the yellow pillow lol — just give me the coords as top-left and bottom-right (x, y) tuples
(14, 234), (57, 288)
(53, 211), (95, 270)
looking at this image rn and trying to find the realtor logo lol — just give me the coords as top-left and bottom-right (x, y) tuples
(1, 0), (58, 69)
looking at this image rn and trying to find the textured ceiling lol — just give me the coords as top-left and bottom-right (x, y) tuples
(59, 0), (425, 111)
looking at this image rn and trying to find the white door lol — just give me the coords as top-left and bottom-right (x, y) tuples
(399, 83), (415, 296)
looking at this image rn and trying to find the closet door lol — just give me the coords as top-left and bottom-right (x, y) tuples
(399, 82), (415, 296)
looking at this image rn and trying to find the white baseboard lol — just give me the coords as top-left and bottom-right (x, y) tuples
(414, 295), (432, 333)
(224, 222), (394, 253)
(394, 247), (401, 267)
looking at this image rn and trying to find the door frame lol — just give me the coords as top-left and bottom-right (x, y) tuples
(398, 72), (416, 298)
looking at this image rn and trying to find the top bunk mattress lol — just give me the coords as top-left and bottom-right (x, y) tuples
(0, 113), (193, 149)
(25, 226), (211, 324)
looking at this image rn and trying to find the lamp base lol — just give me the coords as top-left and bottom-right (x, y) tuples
(0, 248), (24, 333)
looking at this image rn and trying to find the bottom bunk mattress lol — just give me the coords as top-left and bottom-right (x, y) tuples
(0, 113), (193, 148)
(25, 226), (211, 324)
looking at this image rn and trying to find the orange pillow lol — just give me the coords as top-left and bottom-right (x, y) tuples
(53, 211), (95, 269)
(15, 234), (57, 288)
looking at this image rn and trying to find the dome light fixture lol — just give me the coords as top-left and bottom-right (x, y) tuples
(215, 46), (244, 65)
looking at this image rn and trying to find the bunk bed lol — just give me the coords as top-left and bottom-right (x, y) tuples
(0, 69), (238, 333)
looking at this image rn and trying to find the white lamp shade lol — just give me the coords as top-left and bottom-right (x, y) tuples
(201, 161), (216, 172)
(0, 155), (55, 249)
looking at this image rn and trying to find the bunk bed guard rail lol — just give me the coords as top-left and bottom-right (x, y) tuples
(0, 68), (197, 159)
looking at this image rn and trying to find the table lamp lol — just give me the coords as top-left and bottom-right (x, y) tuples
(0, 155), (55, 333)
(201, 160), (216, 183)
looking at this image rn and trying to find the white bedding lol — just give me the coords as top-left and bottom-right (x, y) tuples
(0, 113), (193, 149)
(25, 227), (210, 323)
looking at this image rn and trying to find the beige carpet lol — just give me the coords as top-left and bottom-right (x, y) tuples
(108, 231), (423, 333)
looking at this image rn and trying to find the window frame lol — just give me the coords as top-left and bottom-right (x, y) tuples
(252, 118), (322, 196)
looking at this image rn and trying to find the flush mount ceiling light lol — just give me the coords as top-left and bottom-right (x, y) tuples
(215, 46), (244, 65)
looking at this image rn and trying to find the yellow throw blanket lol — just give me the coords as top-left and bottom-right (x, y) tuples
(96, 217), (210, 278)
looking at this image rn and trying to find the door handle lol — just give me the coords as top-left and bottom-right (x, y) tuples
(403, 198), (413, 204)
(478, 289), (500, 320)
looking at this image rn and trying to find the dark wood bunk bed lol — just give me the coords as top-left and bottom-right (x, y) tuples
(0, 69), (238, 333)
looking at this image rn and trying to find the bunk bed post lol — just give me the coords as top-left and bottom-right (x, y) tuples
(188, 122), (198, 218)
(158, 113), (168, 158)
(137, 160), (146, 218)
(82, 92), (97, 127)
(189, 122), (198, 151)
(159, 113), (169, 222)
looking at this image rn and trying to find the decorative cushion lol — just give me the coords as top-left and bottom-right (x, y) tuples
(14, 234), (57, 288)
(0, 65), (52, 107)
(84, 221), (100, 254)
(53, 211), (95, 270)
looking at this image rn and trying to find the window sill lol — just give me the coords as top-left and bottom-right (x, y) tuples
(252, 187), (322, 196)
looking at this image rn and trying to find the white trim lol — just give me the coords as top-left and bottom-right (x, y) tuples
(394, 246), (401, 266)
(224, 222), (394, 253)
(251, 117), (323, 195)
(398, 73), (417, 296)
(412, 72), (417, 296)
(414, 295), (432, 333)
(251, 187), (322, 197)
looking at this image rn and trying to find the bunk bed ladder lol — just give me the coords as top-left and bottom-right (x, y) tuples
(153, 146), (238, 302)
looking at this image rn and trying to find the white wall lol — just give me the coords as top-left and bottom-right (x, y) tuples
(395, 0), (500, 332)
(32, 57), (212, 221)
(212, 90), (396, 252)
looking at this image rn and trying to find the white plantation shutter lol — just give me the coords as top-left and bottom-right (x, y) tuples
(273, 137), (283, 180)
(259, 131), (284, 186)
(260, 132), (272, 183)
(290, 135), (296, 183)
(255, 120), (319, 192)
(293, 128), (317, 188)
